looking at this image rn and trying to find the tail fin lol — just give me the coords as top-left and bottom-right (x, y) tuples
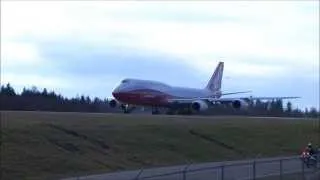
(205, 62), (224, 93)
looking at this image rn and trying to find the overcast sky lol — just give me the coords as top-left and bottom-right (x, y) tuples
(1, 1), (319, 109)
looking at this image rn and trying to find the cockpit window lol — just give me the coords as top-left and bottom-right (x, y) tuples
(121, 79), (129, 83)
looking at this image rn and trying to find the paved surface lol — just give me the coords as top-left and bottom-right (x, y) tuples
(7, 111), (313, 121)
(62, 156), (319, 180)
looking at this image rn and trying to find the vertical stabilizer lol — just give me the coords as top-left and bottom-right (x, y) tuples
(205, 62), (224, 94)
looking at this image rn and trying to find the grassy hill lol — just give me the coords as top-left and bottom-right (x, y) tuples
(1, 111), (319, 179)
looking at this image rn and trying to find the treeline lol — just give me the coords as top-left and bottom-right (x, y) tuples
(200, 100), (319, 118)
(1, 83), (319, 118)
(0, 83), (115, 113)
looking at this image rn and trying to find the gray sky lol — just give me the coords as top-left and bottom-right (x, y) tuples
(1, 1), (319, 109)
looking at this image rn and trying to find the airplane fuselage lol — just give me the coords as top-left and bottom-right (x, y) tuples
(112, 79), (214, 107)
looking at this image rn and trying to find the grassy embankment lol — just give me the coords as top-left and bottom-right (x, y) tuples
(1, 111), (319, 180)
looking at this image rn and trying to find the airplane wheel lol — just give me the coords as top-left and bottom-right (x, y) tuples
(166, 111), (174, 115)
(152, 111), (160, 115)
(166, 109), (177, 115)
(151, 107), (160, 115)
(180, 108), (193, 115)
(123, 108), (131, 114)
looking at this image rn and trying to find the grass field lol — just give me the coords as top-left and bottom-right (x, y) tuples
(1, 111), (319, 180)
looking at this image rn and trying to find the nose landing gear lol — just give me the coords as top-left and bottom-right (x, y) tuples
(121, 104), (136, 114)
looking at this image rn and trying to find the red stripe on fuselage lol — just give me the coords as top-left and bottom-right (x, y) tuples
(112, 89), (174, 106)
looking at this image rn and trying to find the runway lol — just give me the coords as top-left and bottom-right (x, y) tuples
(62, 156), (319, 180)
(5, 110), (313, 121)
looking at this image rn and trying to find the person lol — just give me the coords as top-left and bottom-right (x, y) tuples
(303, 142), (316, 159)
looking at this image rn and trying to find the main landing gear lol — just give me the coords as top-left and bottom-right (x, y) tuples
(121, 104), (135, 114)
(151, 107), (160, 115)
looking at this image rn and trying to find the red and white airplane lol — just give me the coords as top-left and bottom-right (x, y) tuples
(109, 62), (299, 114)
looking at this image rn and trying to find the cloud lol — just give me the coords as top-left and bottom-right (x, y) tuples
(3, 1), (317, 61)
(2, 40), (203, 98)
(36, 41), (193, 77)
(1, 1), (319, 109)
(1, 42), (42, 68)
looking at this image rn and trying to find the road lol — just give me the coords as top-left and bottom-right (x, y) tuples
(62, 156), (319, 180)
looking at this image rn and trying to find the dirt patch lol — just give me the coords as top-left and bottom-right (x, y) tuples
(189, 129), (245, 155)
(47, 138), (80, 153)
(47, 124), (110, 150)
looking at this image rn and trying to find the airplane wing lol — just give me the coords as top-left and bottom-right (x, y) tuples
(210, 96), (301, 104)
(243, 96), (301, 100)
(167, 91), (252, 103)
(168, 96), (301, 104)
(220, 91), (252, 96)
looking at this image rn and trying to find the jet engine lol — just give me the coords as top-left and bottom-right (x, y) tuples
(231, 99), (249, 110)
(191, 100), (209, 112)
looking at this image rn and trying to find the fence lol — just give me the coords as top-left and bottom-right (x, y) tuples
(70, 156), (320, 180)
(130, 156), (320, 180)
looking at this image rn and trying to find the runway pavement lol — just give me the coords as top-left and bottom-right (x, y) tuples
(5, 110), (310, 119)
(62, 156), (319, 180)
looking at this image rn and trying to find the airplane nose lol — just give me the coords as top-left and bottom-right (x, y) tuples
(112, 86), (121, 95)
(112, 91), (120, 99)
(112, 85), (128, 100)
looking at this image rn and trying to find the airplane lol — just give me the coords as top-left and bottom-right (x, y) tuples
(109, 62), (300, 114)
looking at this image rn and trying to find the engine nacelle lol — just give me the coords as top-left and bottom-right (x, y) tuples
(232, 99), (249, 110)
(191, 100), (209, 112)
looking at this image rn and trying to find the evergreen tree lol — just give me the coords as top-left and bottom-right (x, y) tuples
(0, 84), (318, 116)
(286, 102), (292, 114)
(1, 83), (16, 96)
(309, 107), (319, 118)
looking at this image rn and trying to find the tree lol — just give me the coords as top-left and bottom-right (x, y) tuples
(271, 99), (284, 116)
(309, 107), (319, 118)
(1, 83), (16, 96)
(31, 86), (39, 93)
(286, 102), (292, 114)
(42, 88), (48, 96)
